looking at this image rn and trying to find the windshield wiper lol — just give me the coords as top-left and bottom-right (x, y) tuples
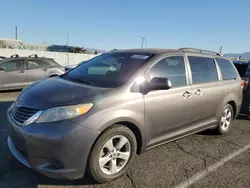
(67, 75), (97, 86)
(75, 78), (96, 86)
(61, 73), (98, 86)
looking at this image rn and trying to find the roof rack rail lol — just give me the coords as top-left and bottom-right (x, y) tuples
(178, 48), (224, 56)
(28, 54), (38, 58)
(10, 54), (19, 58)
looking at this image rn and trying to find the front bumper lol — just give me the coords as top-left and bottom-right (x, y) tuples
(7, 111), (99, 180)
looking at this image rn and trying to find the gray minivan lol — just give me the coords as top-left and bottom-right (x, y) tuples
(7, 48), (243, 183)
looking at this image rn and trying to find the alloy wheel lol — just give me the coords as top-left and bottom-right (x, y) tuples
(220, 108), (232, 131)
(99, 135), (131, 175)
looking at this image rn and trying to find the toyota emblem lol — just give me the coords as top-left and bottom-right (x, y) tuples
(16, 97), (23, 107)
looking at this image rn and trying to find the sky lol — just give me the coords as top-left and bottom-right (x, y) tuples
(0, 0), (249, 53)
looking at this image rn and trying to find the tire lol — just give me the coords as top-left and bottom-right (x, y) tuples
(87, 125), (137, 183)
(215, 104), (234, 135)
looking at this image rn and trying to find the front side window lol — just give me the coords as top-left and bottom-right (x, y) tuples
(150, 56), (187, 87)
(63, 52), (153, 88)
(0, 60), (25, 71)
(27, 60), (44, 69)
(188, 56), (218, 84)
(216, 58), (238, 80)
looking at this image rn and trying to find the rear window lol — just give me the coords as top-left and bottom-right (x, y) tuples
(216, 58), (238, 80)
(48, 59), (60, 67)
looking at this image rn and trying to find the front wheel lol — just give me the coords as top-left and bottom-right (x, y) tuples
(215, 104), (234, 135)
(88, 125), (137, 183)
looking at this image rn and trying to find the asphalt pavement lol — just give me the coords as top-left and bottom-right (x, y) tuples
(0, 91), (250, 188)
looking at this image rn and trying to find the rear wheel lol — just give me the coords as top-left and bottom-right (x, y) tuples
(88, 125), (137, 183)
(215, 104), (233, 135)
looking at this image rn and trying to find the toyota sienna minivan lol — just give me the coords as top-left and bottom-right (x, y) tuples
(7, 48), (243, 183)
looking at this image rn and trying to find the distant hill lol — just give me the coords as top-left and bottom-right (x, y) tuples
(225, 52), (250, 59)
(85, 48), (107, 54)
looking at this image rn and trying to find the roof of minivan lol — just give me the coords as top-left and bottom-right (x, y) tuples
(112, 48), (225, 57)
(112, 48), (177, 54)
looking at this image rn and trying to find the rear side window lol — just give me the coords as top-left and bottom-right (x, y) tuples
(27, 59), (46, 69)
(150, 56), (187, 87)
(216, 58), (238, 80)
(188, 56), (218, 84)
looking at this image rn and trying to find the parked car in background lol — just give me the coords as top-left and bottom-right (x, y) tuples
(8, 48), (243, 183)
(0, 54), (65, 90)
(0, 56), (6, 59)
(233, 61), (250, 116)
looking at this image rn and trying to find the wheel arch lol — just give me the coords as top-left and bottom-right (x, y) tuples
(93, 120), (144, 155)
(227, 100), (237, 119)
(221, 92), (241, 119)
(49, 74), (59, 77)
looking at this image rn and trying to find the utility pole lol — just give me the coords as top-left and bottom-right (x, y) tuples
(141, 37), (144, 48)
(141, 37), (146, 48)
(15, 26), (18, 39)
(219, 46), (223, 54)
(66, 32), (69, 66)
(66, 32), (69, 46)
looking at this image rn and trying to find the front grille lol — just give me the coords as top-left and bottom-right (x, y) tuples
(11, 105), (39, 124)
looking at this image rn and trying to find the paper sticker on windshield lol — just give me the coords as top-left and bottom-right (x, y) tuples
(131, 55), (149, 60)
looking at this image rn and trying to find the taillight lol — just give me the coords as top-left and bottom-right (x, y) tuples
(241, 80), (248, 88)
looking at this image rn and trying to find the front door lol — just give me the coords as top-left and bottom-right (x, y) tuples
(0, 59), (27, 90)
(144, 55), (194, 148)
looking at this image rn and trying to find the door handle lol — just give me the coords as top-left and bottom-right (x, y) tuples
(43, 68), (47, 71)
(194, 88), (203, 96)
(19, 70), (24, 73)
(183, 91), (192, 98)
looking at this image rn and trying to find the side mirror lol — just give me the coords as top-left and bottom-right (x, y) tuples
(0, 67), (5, 71)
(149, 77), (172, 91)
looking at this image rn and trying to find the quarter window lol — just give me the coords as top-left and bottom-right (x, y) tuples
(216, 58), (239, 80)
(188, 56), (218, 84)
(27, 60), (45, 69)
(150, 56), (187, 87)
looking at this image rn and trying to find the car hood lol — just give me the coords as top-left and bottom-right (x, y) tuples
(17, 77), (109, 110)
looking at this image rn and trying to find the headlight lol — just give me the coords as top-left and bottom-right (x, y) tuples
(36, 103), (93, 123)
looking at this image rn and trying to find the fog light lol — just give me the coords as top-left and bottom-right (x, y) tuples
(41, 159), (63, 170)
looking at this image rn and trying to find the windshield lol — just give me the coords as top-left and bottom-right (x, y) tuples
(61, 52), (153, 88)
